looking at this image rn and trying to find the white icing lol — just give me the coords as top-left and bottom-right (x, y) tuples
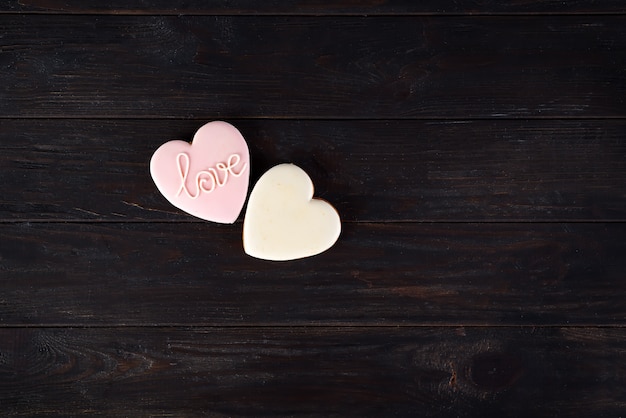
(176, 152), (247, 199)
(243, 163), (341, 261)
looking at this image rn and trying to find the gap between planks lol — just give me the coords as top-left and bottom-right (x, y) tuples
(0, 219), (625, 224)
(2, 115), (626, 121)
(1, 11), (626, 17)
(1, 324), (626, 329)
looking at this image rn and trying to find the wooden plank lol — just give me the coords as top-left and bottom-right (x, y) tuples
(1, 222), (624, 326)
(1, 119), (624, 222)
(1, 16), (625, 118)
(0, 326), (624, 417)
(4, 0), (626, 15)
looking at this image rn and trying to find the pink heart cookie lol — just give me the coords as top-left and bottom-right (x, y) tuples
(150, 121), (250, 223)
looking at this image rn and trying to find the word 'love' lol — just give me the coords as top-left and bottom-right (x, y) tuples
(176, 152), (247, 199)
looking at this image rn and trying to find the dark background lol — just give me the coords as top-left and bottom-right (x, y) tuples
(1, 1), (625, 416)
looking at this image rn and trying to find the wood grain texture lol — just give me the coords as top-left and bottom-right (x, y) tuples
(1, 222), (624, 326)
(1, 15), (625, 118)
(1, 326), (625, 417)
(4, 0), (626, 15)
(1, 119), (624, 222)
(2, 3), (625, 416)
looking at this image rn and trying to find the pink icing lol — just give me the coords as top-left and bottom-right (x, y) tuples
(150, 121), (250, 223)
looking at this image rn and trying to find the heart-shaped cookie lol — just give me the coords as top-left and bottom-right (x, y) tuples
(243, 164), (341, 261)
(150, 121), (250, 223)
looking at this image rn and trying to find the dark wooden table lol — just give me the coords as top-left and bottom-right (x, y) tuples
(1, 1), (625, 416)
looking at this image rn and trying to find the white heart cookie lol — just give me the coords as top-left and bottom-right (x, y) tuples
(243, 164), (341, 261)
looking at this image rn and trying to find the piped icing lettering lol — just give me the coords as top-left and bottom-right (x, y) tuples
(176, 152), (247, 199)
